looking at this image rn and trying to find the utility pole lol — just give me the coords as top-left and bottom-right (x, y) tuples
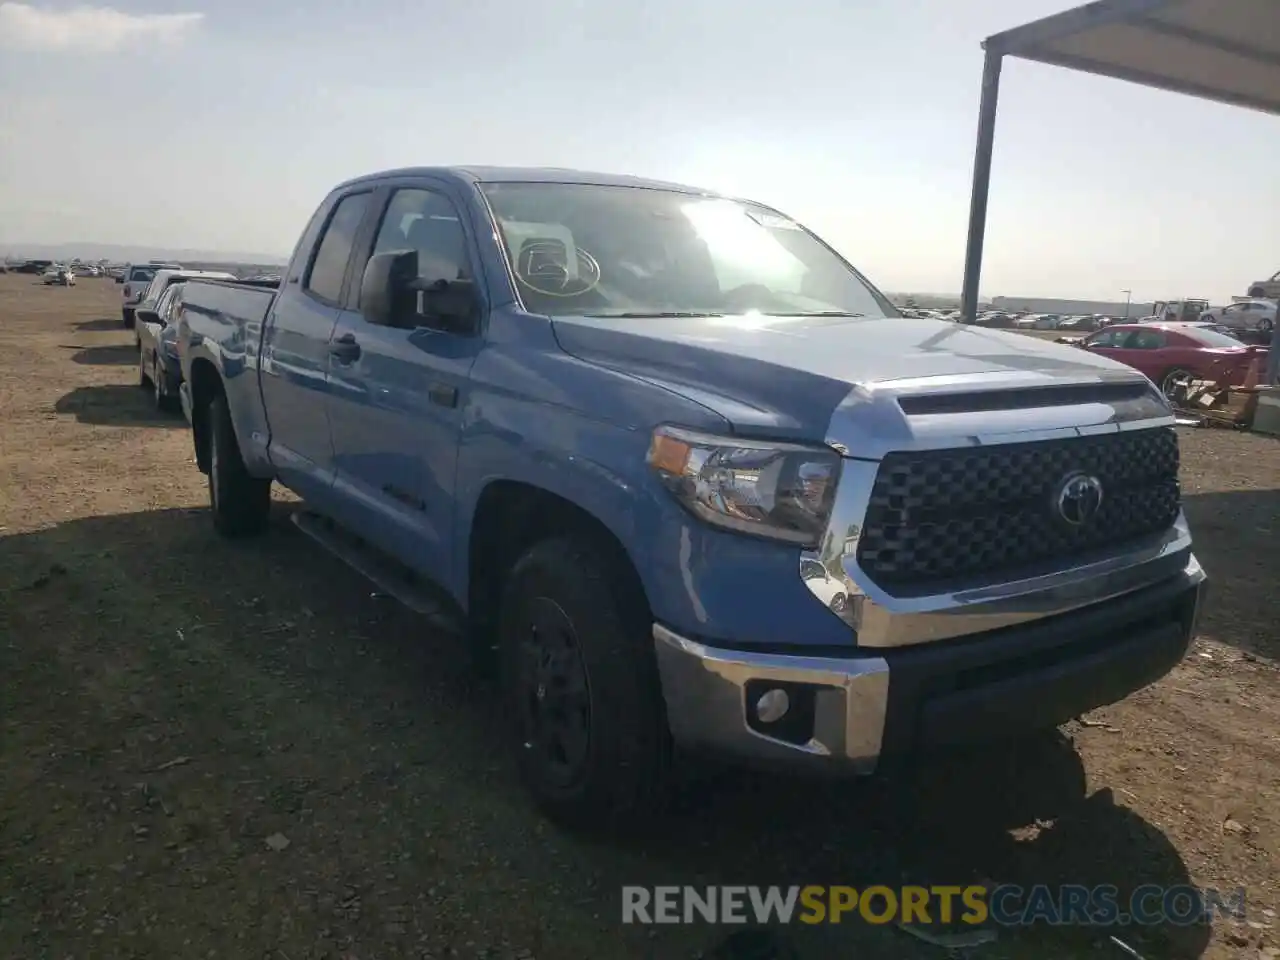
(1121, 289), (1132, 319)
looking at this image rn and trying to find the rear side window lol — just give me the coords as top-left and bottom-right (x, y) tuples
(306, 192), (371, 303)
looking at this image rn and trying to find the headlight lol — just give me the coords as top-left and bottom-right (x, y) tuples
(646, 425), (841, 547)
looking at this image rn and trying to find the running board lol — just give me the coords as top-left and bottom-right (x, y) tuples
(290, 510), (462, 634)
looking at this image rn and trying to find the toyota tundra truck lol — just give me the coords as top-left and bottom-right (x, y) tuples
(175, 166), (1206, 825)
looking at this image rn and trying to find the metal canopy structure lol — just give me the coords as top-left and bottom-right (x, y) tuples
(960, 0), (1280, 324)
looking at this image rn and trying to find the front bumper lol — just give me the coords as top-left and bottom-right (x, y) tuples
(654, 555), (1205, 772)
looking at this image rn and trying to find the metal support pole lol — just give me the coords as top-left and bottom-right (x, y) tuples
(960, 49), (1003, 324)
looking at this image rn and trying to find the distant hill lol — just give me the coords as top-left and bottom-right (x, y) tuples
(0, 242), (287, 266)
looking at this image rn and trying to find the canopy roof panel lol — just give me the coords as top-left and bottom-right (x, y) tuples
(985, 0), (1280, 116)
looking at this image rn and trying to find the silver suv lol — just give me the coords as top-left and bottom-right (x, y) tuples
(121, 263), (180, 328)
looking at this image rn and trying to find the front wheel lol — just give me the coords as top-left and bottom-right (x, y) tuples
(1160, 367), (1193, 400)
(207, 393), (271, 537)
(499, 537), (669, 827)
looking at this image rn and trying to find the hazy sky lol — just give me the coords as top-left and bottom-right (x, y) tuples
(1, 0), (1276, 300)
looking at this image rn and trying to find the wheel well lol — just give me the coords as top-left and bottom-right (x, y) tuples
(467, 481), (650, 640)
(188, 359), (222, 474)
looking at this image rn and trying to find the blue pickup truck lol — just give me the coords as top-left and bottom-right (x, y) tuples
(176, 166), (1206, 825)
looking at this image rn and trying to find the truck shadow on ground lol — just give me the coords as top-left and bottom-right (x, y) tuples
(66, 343), (138, 366)
(0, 504), (1217, 960)
(74, 317), (125, 332)
(1182, 486), (1279, 660)
(54, 384), (185, 427)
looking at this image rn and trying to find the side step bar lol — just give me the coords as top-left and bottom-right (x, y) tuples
(290, 510), (462, 634)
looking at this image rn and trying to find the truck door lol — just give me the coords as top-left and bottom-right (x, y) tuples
(260, 190), (372, 503)
(324, 182), (485, 584)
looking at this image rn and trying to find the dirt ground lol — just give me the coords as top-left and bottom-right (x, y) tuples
(1, 273), (1277, 960)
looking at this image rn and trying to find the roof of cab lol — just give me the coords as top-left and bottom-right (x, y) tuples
(334, 165), (721, 196)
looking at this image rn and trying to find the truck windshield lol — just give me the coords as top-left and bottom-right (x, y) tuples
(480, 182), (898, 319)
(129, 267), (157, 283)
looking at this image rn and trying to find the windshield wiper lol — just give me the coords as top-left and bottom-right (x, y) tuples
(583, 311), (724, 319)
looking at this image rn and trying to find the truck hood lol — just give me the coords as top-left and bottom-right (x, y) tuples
(549, 313), (1162, 448)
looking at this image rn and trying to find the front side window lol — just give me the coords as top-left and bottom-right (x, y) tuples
(154, 286), (176, 320)
(368, 188), (470, 284)
(1129, 330), (1167, 350)
(480, 182), (897, 319)
(1087, 329), (1124, 348)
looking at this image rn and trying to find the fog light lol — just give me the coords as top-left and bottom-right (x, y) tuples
(755, 688), (790, 724)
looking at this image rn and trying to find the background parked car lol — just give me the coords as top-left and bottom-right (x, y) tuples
(121, 263), (180, 327)
(1076, 321), (1268, 397)
(131, 268), (237, 347)
(135, 282), (187, 412)
(1247, 270), (1280, 299)
(1201, 299), (1275, 336)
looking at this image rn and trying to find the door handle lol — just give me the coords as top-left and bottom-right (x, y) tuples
(329, 333), (361, 361)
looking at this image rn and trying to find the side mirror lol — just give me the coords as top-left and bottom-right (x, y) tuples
(360, 250), (477, 333)
(136, 308), (160, 326)
(360, 250), (419, 327)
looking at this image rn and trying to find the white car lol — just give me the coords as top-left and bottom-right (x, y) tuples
(1201, 300), (1275, 335)
(800, 558), (849, 614)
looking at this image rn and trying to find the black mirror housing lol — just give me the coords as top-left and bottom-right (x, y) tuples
(360, 250), (418, 327)
(361, 250), (477, 333)
(414, 277), (477, 333)
(136, 309), (161, 326)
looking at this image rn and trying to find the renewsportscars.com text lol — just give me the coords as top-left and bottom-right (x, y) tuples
(621, 884), (1247, 927)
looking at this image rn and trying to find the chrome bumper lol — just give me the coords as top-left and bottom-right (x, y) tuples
(654, 624), (889, 772)
(654, 554), (1205, 772)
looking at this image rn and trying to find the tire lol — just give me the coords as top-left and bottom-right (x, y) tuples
(498, 537), (669, 827)
(1160, 367), (1193, 399)
(829, 593), (848, 614)
(122, 307), (135, 329)
(206, 393), (271, 537)
(138, 349), (152, 389)
(1259, 318), (1274, 335)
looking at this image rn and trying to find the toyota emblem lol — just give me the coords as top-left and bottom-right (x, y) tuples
(1054, 472), (1104, 526)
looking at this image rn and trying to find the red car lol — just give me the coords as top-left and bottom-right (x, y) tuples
(1078, 322), (1269, 397)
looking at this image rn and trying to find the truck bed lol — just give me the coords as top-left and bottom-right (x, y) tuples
(182, 276), (280, 328)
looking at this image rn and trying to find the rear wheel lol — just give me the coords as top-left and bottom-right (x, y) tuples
(1259, 318), (1274, 335)
(122, 308), (135, 329)
(498, 537), (669, 827)
(207, 393), (271, 537)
